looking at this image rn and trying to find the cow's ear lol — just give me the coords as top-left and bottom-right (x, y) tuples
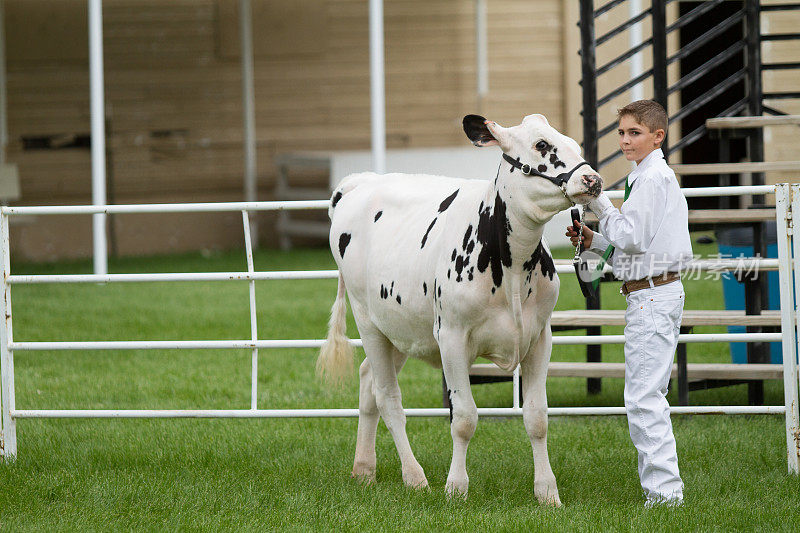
(463, 115), (499, 147)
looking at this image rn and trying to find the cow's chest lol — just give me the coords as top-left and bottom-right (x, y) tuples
(434, 272), (559, 370)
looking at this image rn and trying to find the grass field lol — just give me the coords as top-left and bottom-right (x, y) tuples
(1, 236), (798, 531)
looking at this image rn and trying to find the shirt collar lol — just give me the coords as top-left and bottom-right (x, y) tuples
(627, 148), (664, 185)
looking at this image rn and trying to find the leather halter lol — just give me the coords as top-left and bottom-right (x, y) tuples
(502, 152), (592, 203)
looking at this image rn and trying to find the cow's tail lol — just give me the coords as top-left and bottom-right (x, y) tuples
(317, 272), (354, 385)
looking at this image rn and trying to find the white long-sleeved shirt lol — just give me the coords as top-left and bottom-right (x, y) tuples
(589, 148), (693, 282)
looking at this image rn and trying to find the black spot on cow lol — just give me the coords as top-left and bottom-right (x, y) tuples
(447, 387), (454, 423)
(374, 210), (383, 222)
(451, 249), (457, 261)
(550, 153), (566, 169)
(537, 164), (548, 173)
(523, 241), (556, 282)
(476, 192), (513, 288)
(462, 225), (473, 250)
(338, 233), (351, 258)
(379, 284), (389, 299)
(447, 269), (451, 279)
(454, 255), (464, 282)
(491, 287), (496, 294)
(438, 189), (460, 213)
(331, 191), (343, 208)
(421, 218), (437, 248)
(396, 294), (401, 304)
(466, 239), (475, 255)
(437, 286), (442, 299)
(423, 282), (427, 295)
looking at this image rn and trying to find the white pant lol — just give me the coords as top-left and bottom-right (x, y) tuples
(624, 280), (685, 503)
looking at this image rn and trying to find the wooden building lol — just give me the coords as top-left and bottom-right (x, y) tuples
(3, 0), (798, 261)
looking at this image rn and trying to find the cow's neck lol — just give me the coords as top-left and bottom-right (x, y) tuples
(483, 182), (547, 367)
(488, 181), (546, 275)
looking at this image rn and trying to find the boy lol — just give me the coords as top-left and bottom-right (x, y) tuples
(566, 100), (693, 507)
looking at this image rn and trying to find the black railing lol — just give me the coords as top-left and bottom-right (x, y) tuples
(576, 1), (800, 401)
(579, 0), (800, 180)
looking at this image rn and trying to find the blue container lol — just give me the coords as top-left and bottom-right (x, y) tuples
(716, 223), (782, 364)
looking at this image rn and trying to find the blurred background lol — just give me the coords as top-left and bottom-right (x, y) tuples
(1, 0), (798, 262)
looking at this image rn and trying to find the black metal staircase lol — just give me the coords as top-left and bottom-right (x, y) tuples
(576, 1), (800, 401)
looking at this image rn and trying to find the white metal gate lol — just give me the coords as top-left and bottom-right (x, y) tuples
(1, 184), (798, 474)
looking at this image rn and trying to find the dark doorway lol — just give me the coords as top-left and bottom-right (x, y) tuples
(679, 1), (746, 209)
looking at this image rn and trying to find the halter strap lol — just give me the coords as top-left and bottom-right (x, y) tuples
(502, 153), (592, 189)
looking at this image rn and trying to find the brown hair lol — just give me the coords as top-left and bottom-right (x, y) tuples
(617, 100), (668, 134)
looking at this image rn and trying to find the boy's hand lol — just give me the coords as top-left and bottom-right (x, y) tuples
(565, 220), (593, 249)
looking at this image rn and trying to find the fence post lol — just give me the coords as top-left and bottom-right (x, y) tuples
(0, 212), (16, 459)
(242, 210), (259, 410)
(578, 0), (604, 394)
(651, 0), (668, 157)
(776, 183), (799, 474)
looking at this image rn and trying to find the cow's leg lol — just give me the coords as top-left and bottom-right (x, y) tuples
(358, 327), (427, 489)
(440, 331), (477, 498)
(520, 323), (561, 506)
(352, 349), (409, 483)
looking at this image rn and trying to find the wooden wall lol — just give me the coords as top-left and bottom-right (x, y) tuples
(761, 1), (800, 186)
(6, 1), (797, 262)
(4, 0), (565, 261)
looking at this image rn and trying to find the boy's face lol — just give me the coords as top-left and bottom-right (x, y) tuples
(617, 114), (665, 165)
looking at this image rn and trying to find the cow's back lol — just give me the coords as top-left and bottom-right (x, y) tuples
(329, 172), (490, 360)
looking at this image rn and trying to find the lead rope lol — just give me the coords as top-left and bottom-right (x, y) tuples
(572, 207), (584, 265)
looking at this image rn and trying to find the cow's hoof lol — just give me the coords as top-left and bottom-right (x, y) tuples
(402, 467), (429, 490)
(534, 483), (561, 507)
(445, 478), (469, 500)
(351, 462), (376, 484)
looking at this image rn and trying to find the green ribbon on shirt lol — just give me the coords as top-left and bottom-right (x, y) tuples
(591, 177), (633, 290)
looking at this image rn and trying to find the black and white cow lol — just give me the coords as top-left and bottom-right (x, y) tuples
(317, 114), (602, 505)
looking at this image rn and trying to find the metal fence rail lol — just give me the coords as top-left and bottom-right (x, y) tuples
(1, 183), (799, 475)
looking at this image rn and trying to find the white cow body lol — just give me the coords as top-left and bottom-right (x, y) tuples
(318, 114), (602, 505)
(330, 172), (557, 371)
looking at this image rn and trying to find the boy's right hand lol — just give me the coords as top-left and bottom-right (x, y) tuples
(565, 220), (593, 248)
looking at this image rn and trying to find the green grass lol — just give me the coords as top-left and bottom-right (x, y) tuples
(1, 235), (798, 531)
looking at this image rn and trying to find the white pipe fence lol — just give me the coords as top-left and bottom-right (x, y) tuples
(0, 183), (798, 475)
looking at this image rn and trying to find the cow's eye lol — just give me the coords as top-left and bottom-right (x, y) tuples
(535, 140), (549, 151)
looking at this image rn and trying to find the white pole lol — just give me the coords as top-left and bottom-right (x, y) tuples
(9, 405), (787, 419)
(240, 0), (258, 246)
(89, 0), (107, 276)
(0, 213), (16, 459)
(775, 184), (798, 473)
(242, 211), (259, 410)
(512, 365), (520, 409)
(9, 332), (783, 352)
(475, 0), (488, 105)
(369, 0), (386, 174)
(786, 184), (800, 473)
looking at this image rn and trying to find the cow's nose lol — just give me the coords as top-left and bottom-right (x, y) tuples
(581, 174), (603, 195)
(582, 174), (601, 186)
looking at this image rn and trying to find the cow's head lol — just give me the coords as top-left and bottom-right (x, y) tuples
(463, 114), (602, 223)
